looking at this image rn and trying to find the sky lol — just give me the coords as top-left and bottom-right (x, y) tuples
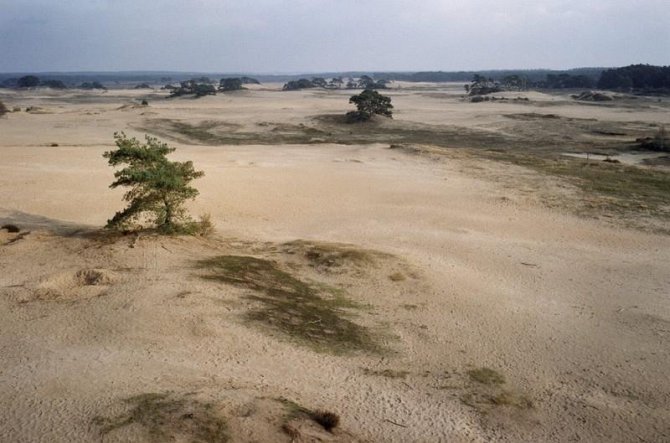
(1, 0), (668, 73)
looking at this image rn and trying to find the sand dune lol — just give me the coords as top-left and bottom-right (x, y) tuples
(1, 86), (669, 442)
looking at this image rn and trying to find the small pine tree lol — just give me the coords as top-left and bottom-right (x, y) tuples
(104, 133), (204, 233)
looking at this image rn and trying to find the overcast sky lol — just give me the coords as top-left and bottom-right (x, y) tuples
(1, 0), (668, 73)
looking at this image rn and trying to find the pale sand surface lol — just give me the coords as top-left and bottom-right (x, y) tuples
(1, 86), (669, 442)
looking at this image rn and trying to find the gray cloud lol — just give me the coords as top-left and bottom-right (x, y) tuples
(1, 0), (668, 72)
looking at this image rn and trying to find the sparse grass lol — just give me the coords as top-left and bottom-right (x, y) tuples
(467, 367), (506, 385)
(92, 392), (228, 443)
(489, 391), (533, 409)
(280, 240), (384, 273)
(196, 255), (380, 354)
(483, 151), (670, 223)
(362, 368), (409, 379)
(388, 272), (406, 281)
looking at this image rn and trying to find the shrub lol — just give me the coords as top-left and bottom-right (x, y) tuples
(0, 100), (8, 116)
(103, 133), (205, 234)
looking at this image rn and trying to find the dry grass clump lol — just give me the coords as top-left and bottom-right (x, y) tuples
(92, 392), (228, 443)
(196, 255), (379, 354)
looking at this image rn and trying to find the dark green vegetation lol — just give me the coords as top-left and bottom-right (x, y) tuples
(17, 75), (40, 88)
(103, 133), (205, 234)
(598, 64), (670, 92)
(346, 90), (393, 122)
(169, 80), (216, 98)
(79, 81), (106, 90)
(196, 254), (379, 354)
(219, 78), (243, 91)
(92, 392), (228, 442)
(283, 75), (386, 91)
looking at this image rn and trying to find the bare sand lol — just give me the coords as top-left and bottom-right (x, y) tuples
(1, 85), (669, 442)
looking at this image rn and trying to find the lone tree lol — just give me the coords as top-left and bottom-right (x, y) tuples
(104, 133), (205, 234)
(346, 89), (393, 122)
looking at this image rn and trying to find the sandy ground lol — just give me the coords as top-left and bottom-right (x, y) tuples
(1, 85), (669, 442)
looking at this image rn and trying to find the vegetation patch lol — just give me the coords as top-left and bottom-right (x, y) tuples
(280, 240), (384, 274)
(92, 392), (228, 443)
(361, 368), (409, 379)
(482, 150), (670, 226)
(467, 367), (506, 385)
(196, 255), (379, 354)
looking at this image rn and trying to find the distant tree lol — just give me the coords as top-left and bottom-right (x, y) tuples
(169, 80), (216, 98)
(219, 78), (244, 91)
(311, 77), (328, 88)
(346, 89), (393, 122)
(80, 81), (107, 90)
(543, 74), (593, 89)
(103, 133), (205, 233)
(0, 100), (8, 116)
(467, 75), (501, 95)
(41, 79), (67, 89)
(598, 65), (670, 91)
(358, 75), (387, 89)
(240, 76), (261, 85)
(501, 75), (527, 91)
(282, 79), (316, 90)
(193, 83), (216, 97)
(328, 77), (343, 89)
(17, 75), (40, 88)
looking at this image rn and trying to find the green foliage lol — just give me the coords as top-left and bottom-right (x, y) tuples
(346, 89), (393, 122)
(103, 133), (204, 233)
